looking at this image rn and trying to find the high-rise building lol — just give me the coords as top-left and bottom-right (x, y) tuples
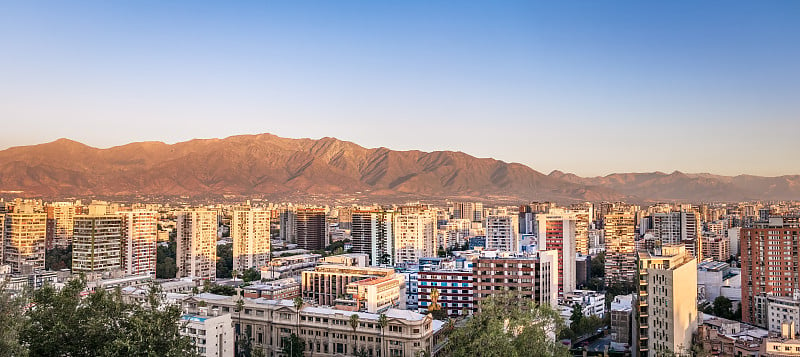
(46, 202), (80, 248)
(232, 209), (271, 272)
(485, 214), (520, 252)
(72, 214), (122, 273)
(295, 208), (327, 251)
(3, 213), (47, 272)
(176, 210), (218, 280)
(570, 204), (593, 255)
(441, 219), (471, 250)
(120, 210), (158, 276)
(636, 245), (698, 357)
(351, 209), (395, 266)
(647, 211), (701, 259)
(473, 251), (559, 308)
(393, 211), (436, 264)
(279, 208), (297, 243)
(451, 202), (483, 222)
(604, 211), (637, 286)
(701, 235), (730, 262)
(536, 209), (577, 293)
(741, 216), (800, 327)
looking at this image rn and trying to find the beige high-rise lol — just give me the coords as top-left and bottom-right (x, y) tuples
(72, 214), (122, 273)
(3, 213), (47, 272)
(121, 210), (158, 276)
(176, 210), (218, 280)
(232, 209), (271, 272)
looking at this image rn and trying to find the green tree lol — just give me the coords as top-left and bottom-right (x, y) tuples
(446, 293), (569, 357)
(378, 313), (388, 357)
(590, 252), (605, 278)
(712, 296), (735, 319)
(0, 279), (27, 357)
(217, 243), (233, 278)
(45, 245), (72, 270)
(156, 242), (177, 278)
(431, 309), (449, 321)
(292, 297), (303, 357)
(437, 245), (447, 258)
(281, 334), (305, 357)
(241, 268), (261, 282)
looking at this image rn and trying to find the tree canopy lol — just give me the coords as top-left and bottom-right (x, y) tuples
(445, 293), (569, 357)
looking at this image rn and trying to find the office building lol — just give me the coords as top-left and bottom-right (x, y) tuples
(296, 208), (327, 251)
(647, 211), (702, 259)
(3, 212), (47, 272)
(351, 209), (395, 266)
(232, 209), (271, 272)
(279, 208), (297, 243)
(177, 210), (218, 280)
(72, 214), (122, 273)
(636, 245), (698, 357)
(536, 209), (577, 293)
(301, 264), (403, 312)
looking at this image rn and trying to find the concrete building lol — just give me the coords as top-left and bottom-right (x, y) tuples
(296, 208), (327, 251)
(473, 251), (559, 308)
(181, 295), (438, 357)
(485, 213), (520, 253)
(46, 202), (79, 248)
(441, 219), (471, 250)
(763, 322), (800, 357)
(301, 264), (404, 312)
(351, 209), (395, 266)
(3, 212), (47, 273)
(279, 208), (297, 243)
(231, 209), (271, 272)
(537, 210), (577, 293)
(72, 214), (122, 273)
(180, 306), (234, 357)
(569, 204), (593, 255)
(605, 210), (637, 286)
(261, 253), (321, 280)
(610, 294), (634, 346)
(763, 295), (800, 336)
(393, 211), (436, 264)
(121, 210), (158, 276)
(418, 268), (474, 317)
(702, 234), (731, 262)
(177, 210), (218, 280)
(697, 260), (741, 303)
(636, 245), (698, 357)
(728, 227), (741, 257)
(242, 278), (301, 300)
(742, 216), (800, 327)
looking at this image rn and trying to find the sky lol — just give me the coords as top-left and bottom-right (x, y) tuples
(1, 1), (798, 177)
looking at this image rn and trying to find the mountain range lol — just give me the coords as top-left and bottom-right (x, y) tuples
(1, 134), (798, 203)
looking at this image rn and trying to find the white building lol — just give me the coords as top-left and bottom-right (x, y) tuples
(393, 212), (436, 264)
(351, 210), (395, 266)
(121, 210), (158, 276)
(232, 209), (271, 272)
(177, 210), (218, 280)
(536, 210), (577, 293)
(485, 214), (519, 252)
(180, 307), (234, 357)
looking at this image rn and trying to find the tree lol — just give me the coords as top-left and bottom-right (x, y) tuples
(242, 268), (262, 282)
(437, 245), (447, 258)
(208, 284), (237, 296)
(45, 245), (72, 270)
(217, 243), (233, 278)
(156, 242), (177, 278)
(281, 333), (305, 357)
(349, 313), (360, 355)
(446, 293), (569, 357)
(19, 277), (197, 357)
(378, 313), (388, 357)
(293, 297), (304, 357)
(712, 296), (735, 319)
(0, 279), (27, 357)
(235, 297), (247, 357)
(231, 269), (240, 282)
(569, 304), (583, 331)
(431, 309), (449, 321)
(590, 252), (605, 278)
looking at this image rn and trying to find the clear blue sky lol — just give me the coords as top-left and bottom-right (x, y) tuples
(1, 1), (798, 176)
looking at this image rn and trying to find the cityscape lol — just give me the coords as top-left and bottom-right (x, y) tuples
(2, 1), (799, 357)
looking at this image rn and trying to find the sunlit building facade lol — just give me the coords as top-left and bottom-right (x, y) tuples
(232, 209), (271, 272)
(177, 210), (218, 280)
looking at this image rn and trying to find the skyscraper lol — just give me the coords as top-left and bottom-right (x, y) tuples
(604, 210), (637, 286)
(741, 216), (800, 327)
(351, 209), (395, 266)
(536, 209), (577, 293)
(176, 210), (218, 280)
(120, 210), (158, 276)
(72, 214), (122, 273)
(636, 245), (698, 357)
(3, 212), (47, 272)
(485, 213), (520, 252)
(296, 208), (327, 251)
(232, 209), (271, 272)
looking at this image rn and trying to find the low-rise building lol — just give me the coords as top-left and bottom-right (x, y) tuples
(242, 278), (301, 300)
(418, 269), (474, 317)
(301, 264), (404, 312)
(261, 253), (321, 280)
(610, 294), (634, 346)
(180, 306), (234, 357)
(473, 250), (559, 308)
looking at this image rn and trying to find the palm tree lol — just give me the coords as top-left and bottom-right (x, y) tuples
(231, 269), (239, 282)
(292, 296), (304, 356)
(378, 313), (388, 357)
(349, 313), (360, 356)
(235, 297), (245, 356)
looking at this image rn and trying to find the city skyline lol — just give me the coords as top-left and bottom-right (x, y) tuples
(1, 1), (799, 176)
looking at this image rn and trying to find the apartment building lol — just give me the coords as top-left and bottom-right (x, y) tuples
(485, 214), (520, 253)
(418, 269), (474, 317)
(351, 209), (395, 266)
(231, 209), (271, 272)
(121, 211), (158, 276)
(296, 208), (327, 251)
(180, 307), (234, 357)
(72, 214), (122, 273)
(3, 212), (47, 272)
(176, 210), (218, 280)
(46, 202), (80, 248)
(605, 210), (637, 285)
(473, 251), (559, 308)
(393, 211), (436, 264)
(301, 264), (403, 312)
(536, 209), (577, 293)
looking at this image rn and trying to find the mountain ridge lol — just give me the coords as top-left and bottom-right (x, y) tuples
(1, 134), (799, 202)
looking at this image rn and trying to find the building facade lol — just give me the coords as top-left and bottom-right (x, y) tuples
(536, 210), (577, 293)
(605, 211), (637, 286)
(3, 212), (47, 272)
(232, 209), (271, 272)
(351, 210), (395, 266)
(177, 210), (218, 280)
(296, 208), (327, 251)
(121, 211), (158, 276)
(72, 214), (122, 273)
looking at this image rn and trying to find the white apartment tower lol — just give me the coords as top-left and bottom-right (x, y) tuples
(351, 209), (395, 266)
(485, 214), (520, 252)
(232, 209), (271, 272)
(536, 209), (577, 293)
(636, 245), (698, 357)
(3, 213), (47, 272)
(121, 210), (158, 276)
(394, 211), (436, 264)
(177, 210), (218, 280)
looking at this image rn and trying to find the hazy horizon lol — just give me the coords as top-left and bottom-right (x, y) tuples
(2, 1), (798, 176)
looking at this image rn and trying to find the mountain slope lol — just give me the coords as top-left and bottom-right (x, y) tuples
(0, 134), (622, 202)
